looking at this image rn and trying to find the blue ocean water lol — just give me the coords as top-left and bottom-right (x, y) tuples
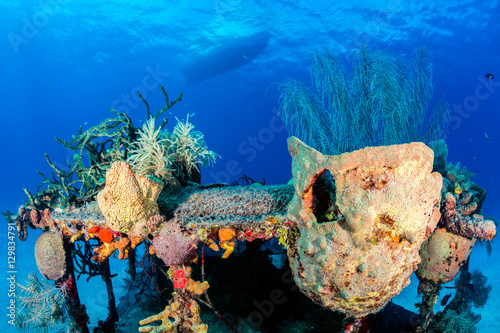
(1, 0), (499, 332)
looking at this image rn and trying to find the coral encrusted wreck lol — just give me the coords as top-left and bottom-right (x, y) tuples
(285, 137), (442, 317)
(12, 83), (494, 332)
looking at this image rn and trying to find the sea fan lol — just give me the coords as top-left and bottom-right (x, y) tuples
(16, 272), (70, 332)
(429, 305), (479, 333)
(279, 46), (449, 154)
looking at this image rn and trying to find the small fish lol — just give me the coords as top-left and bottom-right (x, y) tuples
(441, 294), (452, 306)
(484, 132), (491, 142)
(486, 73), (494, 80)
(243, 54), (248, 59)
(84, 122), (88, 125)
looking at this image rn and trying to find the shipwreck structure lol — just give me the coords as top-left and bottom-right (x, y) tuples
(6, 89), (495, 333)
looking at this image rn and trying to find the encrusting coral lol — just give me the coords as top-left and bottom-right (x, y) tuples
(3, 87), (226, 332)
(92, 234), (143, 263)
(16, 137), (456, 330)
(218, 227), (236, 258)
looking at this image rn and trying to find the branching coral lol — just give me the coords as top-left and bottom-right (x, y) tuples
(469, 269), (493, 308)
(12, 86), (181, 221)
(429, 306), (479, 333)
(139, 266), (208, 333)
(7, 77), (496, 333)
(28, 110), (136, 209)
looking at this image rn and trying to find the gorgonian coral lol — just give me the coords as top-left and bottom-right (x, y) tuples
(127, 118), (173, 180)
(168, 116), (219, 177)
(127, 116), (218, 185)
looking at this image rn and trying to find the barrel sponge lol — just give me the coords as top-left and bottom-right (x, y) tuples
(427, 139), (448, 174)
(97, 161), (164, 237)
(35, 232), (66, 280)
(286, 137), (442, 317)
(417, 228), (476, 284)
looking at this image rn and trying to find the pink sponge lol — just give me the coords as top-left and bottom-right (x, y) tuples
(153, 218), (199, 266)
